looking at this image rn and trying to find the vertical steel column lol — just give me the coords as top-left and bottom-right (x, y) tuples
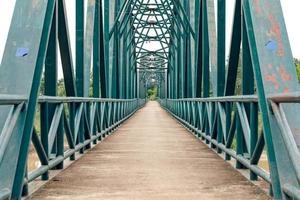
(76, 0), (85, 97)
(195, 0), (203, 98)
(112, 0), (121, 98)
(75, 0), (85, 154)
(185, 0), (193, 98)
(224, 1), (241, 96)
(84, 0), (96, 97)
(57, 0), (77, 97)
(202, 0), (209, 98)
(99, 0), (107, 98)
(216, 0), (226, 154)
(93, 0), (101, 98)
(217, 0), (225, 96)
(104, 0), (111, 97)
(41, 0), (58, 180)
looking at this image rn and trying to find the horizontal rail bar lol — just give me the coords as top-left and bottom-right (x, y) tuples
(166, 95), (258, 102)
(0, 95), (143, 104)
(38, 96), (141, 103)
(268, 92), (300, 103)
(0, 95), (27, 105)
(3, 92), (300, 105)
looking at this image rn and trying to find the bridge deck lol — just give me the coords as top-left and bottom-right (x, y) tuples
(28, 102), (270, 200)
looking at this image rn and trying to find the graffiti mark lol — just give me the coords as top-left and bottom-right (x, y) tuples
(265, 40), (277, 51)
(16, 48), (29, 57)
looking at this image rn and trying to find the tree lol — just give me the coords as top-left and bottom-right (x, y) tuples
(147, 86), (158, 100)
(57, 78), (66, 96)
(294, 58), (300, 82)
(39, 76), (45, 95)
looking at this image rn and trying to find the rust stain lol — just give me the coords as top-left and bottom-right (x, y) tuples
(279, 65), (292, 81)
(265, 74), (279, 90)
(267, 64), (273, 69)
(254, 0), (261, 14)
(291, 128), (300, 133)
(283, 87), (291, 93)
(267, 14), (284, 57)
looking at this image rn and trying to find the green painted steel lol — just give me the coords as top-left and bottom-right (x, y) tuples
(159, 0), (300, 199)
(1, 0), (300, 199)
(0, 0), (145, 199)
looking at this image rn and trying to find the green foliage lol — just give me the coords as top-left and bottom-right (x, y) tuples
(34, 109), (41, 134)
(39, 76), (45, 95)
(39, 76), (66, 96)
(40, 74), (95, 97)
(57, 78), (66, 96)
(294, 58), (300, 82)
(89, 72), (94, 97)
(147, 86), (158, 101)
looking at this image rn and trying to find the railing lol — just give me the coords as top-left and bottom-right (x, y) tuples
(0, 96), (145, 200)
(0, 95), (27, 200)
(268, 93), (300, 199)
(160, 96), (270, 183)
(0, 95), (29, 200)
(160, 94), (300, 199)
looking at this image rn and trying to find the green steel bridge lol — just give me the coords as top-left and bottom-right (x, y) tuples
(0, 0), (300, 199)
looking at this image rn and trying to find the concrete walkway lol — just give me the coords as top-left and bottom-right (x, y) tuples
(28, 101), (270, 200)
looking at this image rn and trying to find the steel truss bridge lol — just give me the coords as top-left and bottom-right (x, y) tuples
(0, 0), (300, 199)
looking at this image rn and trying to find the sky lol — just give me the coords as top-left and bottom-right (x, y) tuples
(0, 0), (300, 77)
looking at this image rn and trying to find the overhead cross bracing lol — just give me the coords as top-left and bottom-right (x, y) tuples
(130, 0), (175, 87)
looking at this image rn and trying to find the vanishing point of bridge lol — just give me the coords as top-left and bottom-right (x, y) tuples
(0, 0), (300, 200)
